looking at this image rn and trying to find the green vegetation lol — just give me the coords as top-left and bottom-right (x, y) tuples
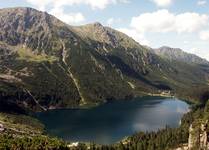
(0, 134), (68, 150)
(0, 113), (44, 136)
(17, 47), (57, 63)
(0, 113), (69, 149)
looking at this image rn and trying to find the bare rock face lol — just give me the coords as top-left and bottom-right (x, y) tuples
(0, 123), (4, 132)
(173, 120), (208, 150)
(188, 124), (196, 150)
(188, 120), (208, 150)
(188, 124), (202, 150)
(200, 122), (208, 149)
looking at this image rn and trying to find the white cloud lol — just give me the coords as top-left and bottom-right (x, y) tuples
(130, 9), (209, 34)
(107, 18), (115, 26)
(58, 0), (115, 10)
(106, 18), (122, 26)
(118, 28), (150, 45)
(26, 0), (52, 11)
(197, 0), (207, 6)
(50, 7), (85, 24)
(131, 9), (175, 33)
(175, 12), (208, 33)
(199, 30), (209, 41)
(26, 0), (128, 10)
(116, 9), (209, 50)
(151, 0), (173, 7)
(183, 41), (189, 44)
(26, 0), (129, 24)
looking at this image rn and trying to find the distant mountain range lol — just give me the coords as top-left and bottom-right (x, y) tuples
(152, 46), (209, 65)
(0, 7), (209, 112)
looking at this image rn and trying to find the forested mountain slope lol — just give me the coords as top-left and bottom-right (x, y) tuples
(0, 7), (209, 112)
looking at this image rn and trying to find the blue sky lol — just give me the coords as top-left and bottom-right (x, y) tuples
(1, 0), (209, 60)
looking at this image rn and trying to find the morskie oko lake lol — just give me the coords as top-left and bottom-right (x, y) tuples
(35, 97), (190, 144)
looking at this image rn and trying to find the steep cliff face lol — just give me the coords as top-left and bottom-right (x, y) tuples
(188, 121), (208, 150)
(173, 121), (209, 150)
(173, 100), (209, 150)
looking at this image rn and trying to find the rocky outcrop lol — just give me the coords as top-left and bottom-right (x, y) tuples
(0, 123), (4, 132)
(188, 120), (208, 150)
(174, 120), (209, 150)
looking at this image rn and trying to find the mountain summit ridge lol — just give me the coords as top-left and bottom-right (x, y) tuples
(153, 46), (209, 65)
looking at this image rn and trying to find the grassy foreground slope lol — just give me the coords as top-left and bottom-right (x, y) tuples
(0, 113), (70, 149)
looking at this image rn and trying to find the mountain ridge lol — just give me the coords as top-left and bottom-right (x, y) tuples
(152, 46), (209, 65)
(0, 7), (209, 112)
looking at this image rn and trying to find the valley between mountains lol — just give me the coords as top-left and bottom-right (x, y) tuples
(0, 7), (209, 113)
(0, 7), (209, 150)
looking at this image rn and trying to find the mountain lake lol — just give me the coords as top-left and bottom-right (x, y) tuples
(35, 97), (190, 144)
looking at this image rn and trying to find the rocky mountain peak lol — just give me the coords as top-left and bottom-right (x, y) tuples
(157, 46), (182, 52)
(92, 22), (103, 28)
(0, 7), (53, 46)
(0, 7), (52, 30)
(73, 22), (119, 48)
(0, 7), (76, 55)
(153, 46), (209, 65)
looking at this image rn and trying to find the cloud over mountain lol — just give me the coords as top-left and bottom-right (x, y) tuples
(130, 9), (208, 33)
(151, 0), (173, 7)
(26, 0), (128, 10)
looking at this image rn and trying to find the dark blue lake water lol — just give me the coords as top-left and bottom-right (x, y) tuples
(36, 97), (189, 144)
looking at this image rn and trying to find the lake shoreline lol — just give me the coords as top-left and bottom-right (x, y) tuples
(35, 97), (190, 144)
